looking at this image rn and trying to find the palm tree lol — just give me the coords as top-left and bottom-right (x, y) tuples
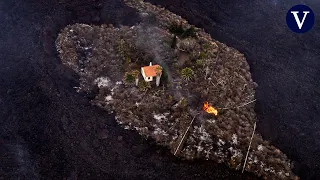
(181, 67), (194, 81)
(155, 66), (163, 76)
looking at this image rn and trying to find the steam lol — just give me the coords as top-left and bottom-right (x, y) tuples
(135, 13), (182, 99)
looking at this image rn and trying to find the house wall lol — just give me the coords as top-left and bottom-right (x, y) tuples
(141, 68), (153, 82)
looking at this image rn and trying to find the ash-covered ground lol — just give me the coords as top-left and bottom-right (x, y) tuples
(55, 1), (298, 179)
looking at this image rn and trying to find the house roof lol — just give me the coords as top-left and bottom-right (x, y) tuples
(142, 65), (162, 77)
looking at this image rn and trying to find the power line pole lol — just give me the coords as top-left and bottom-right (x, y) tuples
(242, 122), (257, 173)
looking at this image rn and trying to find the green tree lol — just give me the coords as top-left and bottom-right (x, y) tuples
(155, 66), (163, 76)
(181, 67), (194, 81)
(124, 72), (135, 83)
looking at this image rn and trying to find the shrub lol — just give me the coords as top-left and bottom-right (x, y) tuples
(196, 59), (205, 66)
(125, 55), (131, 64)
(180, 98), (188, 107)
(169, 23), (196, 39)
(138, 80), (151, 91)
(181, 67), (194, 81)
(169, 22), (185, 36)
(131, 70), (140, 79)
(124, 72), (135, 83)
(198, 51), (207, 59)
(181, 26), (196, 38)
(202, 43), (211, 50)
(177, 38), (198, 52)
(201, 42), (219, 58)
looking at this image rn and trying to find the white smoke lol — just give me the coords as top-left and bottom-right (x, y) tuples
(135, 13), (182, 99)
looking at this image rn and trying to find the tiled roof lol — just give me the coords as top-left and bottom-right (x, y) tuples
(142, 65), (162, 77)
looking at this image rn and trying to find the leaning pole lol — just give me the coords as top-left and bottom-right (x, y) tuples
(242, 122), (257, 173)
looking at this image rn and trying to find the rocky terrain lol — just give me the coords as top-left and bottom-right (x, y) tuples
(56, 1), (298, 179)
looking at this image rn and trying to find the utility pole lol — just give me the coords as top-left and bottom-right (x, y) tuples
(174, 113), (198, 156)
(242, 122), (257, 173)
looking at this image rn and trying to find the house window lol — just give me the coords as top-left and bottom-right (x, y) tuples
(148, 77), (152, 80)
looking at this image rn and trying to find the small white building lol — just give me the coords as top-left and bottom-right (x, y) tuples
(141, 62), (162, 86)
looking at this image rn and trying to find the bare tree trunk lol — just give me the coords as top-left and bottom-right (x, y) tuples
(156, 76), (161, 86)
(205, 66), (209, 79)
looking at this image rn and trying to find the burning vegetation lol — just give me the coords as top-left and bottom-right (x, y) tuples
(55, 0), (298, 179)
(203, 102), (218, 116)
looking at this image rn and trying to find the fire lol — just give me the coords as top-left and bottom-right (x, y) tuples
(203, 102), (218, 116)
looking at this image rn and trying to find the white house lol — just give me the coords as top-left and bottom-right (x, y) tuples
(141, 62), (162, 86)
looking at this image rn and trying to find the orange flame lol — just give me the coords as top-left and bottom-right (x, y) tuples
(203, 102), (218, 116)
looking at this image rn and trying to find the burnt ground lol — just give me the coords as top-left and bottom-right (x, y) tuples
(0, 0), (318, 179)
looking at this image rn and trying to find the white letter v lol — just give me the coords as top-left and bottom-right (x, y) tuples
(291, 11), (310, 29)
